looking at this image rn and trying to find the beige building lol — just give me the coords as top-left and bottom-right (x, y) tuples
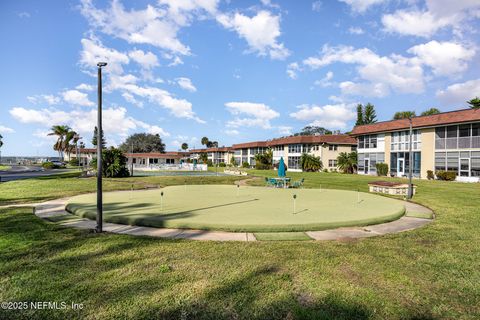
(230, 135), (356, 172)
(189, 147), (233, 165)
(351, 108), (480, 182)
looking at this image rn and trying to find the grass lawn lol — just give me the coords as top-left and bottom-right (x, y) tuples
(0, 165), (11, 171)
(0, 172), (479, 319)
(66, 185), (405, 232)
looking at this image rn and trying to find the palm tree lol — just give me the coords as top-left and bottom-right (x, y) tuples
(181, 142), (188, 151)
(420, 108), (440, 116)
(300, 153), (322, 172)
(48, 125), (71, 160)
(467, 97), (480, 109)
(201, 137), (209, 146)
(199, 152), (208, 164)
(337, 151), (357, 174)
(393, 111), (416, 120)
(64, 130), (79, 159)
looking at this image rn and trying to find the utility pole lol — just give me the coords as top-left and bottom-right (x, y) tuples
(407, 117), (413, 199)
(96, 62), (107, 233)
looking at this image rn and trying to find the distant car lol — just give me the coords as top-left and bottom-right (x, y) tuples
(51, 161), (65, 167)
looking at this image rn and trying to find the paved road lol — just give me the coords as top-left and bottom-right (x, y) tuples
(0, 165), (74, 182)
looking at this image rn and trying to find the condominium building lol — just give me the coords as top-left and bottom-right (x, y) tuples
(231, 135), (356, 171)
(189, 147), (233, 165)
(351, 108), (480, 182)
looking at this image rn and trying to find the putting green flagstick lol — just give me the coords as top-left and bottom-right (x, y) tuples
(357, 189), (360, 203)
(161, 191), (164, 211)
(293, 194), (297, 214)
(237, 184), (239, 197)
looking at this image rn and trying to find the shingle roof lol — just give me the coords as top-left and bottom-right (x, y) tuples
(231, 141), (269, 149)
(267, 134), (356, 146)
(189, 147), (232, 153)
(126, 152), (188, 158)
(351, 108), (480, 136)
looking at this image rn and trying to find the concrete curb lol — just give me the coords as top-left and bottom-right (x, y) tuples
(33, 194), (433, 242)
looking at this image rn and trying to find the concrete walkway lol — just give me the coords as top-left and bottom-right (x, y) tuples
(33, 196), (433, 242)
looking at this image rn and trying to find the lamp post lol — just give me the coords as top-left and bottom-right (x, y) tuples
(407, 117), (413, 200)
(96, 62), (107, 233)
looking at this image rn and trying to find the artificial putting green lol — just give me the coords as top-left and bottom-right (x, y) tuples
(66, 185), (405, 232)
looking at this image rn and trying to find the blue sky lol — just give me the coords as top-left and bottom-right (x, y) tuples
(1, 0), (480, 156)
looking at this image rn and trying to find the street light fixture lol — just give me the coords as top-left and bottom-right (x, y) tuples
(96, 62), (107, 233)
(407, 116), (413, 200)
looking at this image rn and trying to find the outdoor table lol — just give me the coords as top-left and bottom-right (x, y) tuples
(272, 177), (290, 188)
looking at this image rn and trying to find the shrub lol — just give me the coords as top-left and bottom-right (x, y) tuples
(323, 169), (329, 173)
(242, 162), (250, 168)
(300, 153), (323, 172)
(436, 170), (457, 181)
(376, 163), (389, 176)
(218, 162), (226, 167)
(206, 160), (213, 167)
(69, 158), (79, 166)
(91, 147), (130, 178)
(427, 170), (434, 180)
(42, 162), (56, 169)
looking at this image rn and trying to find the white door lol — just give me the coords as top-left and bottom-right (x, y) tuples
(460, 158), (470, 177)
(397, 158), (405, 177)
(364, 159), (370, 174)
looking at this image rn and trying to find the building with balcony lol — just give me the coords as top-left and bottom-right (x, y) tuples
(351, 108), (480, 181)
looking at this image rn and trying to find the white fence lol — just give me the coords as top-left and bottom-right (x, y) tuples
(133, 163), (208, 171)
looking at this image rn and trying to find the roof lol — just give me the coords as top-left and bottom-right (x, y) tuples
(267, 134), (356, 146)
(126, 152), (188, 158)
(189, 147), (232, 153)
(231, 141), (269, 149)
(351, 108), (480, 136)
(79, 148), (97, 153)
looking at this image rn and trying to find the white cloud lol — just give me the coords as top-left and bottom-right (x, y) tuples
(348, 26), (364, 34)
(382, 10), (454, 38)
(312, 1), (322, 12)
(128, 49), (159, 69)
(303, 45), (424, 95)
(436, 79), (480, 106)
(80, 37), (130, 75)
(62, 90), (94, 107)
(18, 12), (31, 18)
(27, 94), (61, 105)
(9, 106), (169, 140)
(75, 83), (94, 91)
(382, 1), (480, 37)
(287, 62), (301, 79)
(122, 92), (144, 108)
(339, 81), (389, 97)
(176, 77), (197, 92)
(290, 103), (356, 129)
(277, 126), (292, 135)
(339, 0), (386, 13)
(407, 41), (475, 76)
(225, 129), (239, 135)
(80, 0), (219, 56)
(0, 125), (15, 133)
(225, 101), (280, 129)
(217, 10), (290, 60)
(314, 71), (334, 87)
(108, 74), (204, 123)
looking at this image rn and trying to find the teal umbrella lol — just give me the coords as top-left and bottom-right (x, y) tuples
(278, 157), (286, 177)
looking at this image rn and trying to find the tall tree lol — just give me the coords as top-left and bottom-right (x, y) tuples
(181, 143), (189, 151)
(295, 125), (332, 136)
(393, 111), (416, 120)
(48, 125), (71, 159)
(92, 126), (107, 148)
(207, 141), (219, 148)
(467, 97), (480, 109)
(119, 133), (166, 153)
(355, 104), (364, 126)
(420, 108), (440, 116)
(363, 103), (377, 124)
(201, 137), (210, 146)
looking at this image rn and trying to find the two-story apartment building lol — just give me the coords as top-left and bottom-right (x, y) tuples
(351, 108), (480, 181)
(189, 147), (233, 165)
(268, 135), (356, 171)
(230, 135), (356, 171)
